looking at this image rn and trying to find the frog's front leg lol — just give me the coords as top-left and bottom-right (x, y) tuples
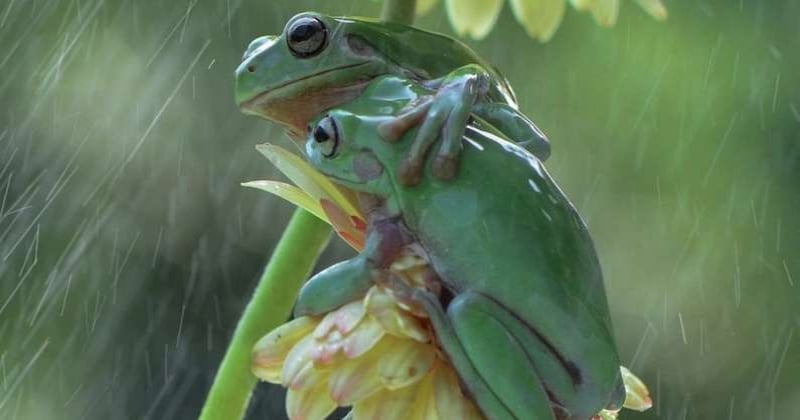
(376, 64), (488, 186)
(377, 64), (551, 185)
(293, 217), (411, 317)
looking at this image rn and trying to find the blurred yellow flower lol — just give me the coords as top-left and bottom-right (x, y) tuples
(418, 0), (668, 41)
(247, 143), (653, 419)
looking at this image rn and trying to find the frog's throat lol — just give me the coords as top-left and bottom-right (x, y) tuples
(240, 63), (373, 132)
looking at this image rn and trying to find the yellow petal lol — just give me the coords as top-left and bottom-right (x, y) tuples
(388, 251), (428, 273)
(282, 335), (318, 388)
(242, 180), (328, 222)
(509, 0), (566, 42)
(416, 0), (439, 16)
(340, 316), (386, 359)
(377, 336), (436, 390)
(635, 0), (667, 20)
(364, 286), (429, 342)
(595, 410), (619, 419)
(286, 380), (337, 420)
(620, 366), (652, 411)
(588, 0), (619, 26)
(320, 198), (366, 251)
(352, 384), (419, 420)
(313, 301), (366, 340)
(255, 144), (363, 219)
(327, 346), (385, 405)
(253, 317), (317, 383)
(311, 300), (373, 366)
(444, 0), (504, 40)
(407, 370), (440, 420)
(285, 359), (328, 391)
(433, 360), (482, 419)
(312, 310), (386, 367)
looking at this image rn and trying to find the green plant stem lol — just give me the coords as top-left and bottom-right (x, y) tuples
(199, 209), (331, 420)
(381, 0), (417, 24)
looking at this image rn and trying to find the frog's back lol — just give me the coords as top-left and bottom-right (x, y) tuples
(341, 16), (517, 106)
(399, 121), (619, 381)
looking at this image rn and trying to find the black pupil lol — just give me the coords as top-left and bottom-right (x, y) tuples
(313, 125), (330, 143)
(287, 17), (325, 56)
(290, 24), (315, 42)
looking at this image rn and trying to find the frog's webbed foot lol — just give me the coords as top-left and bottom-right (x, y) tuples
(294, 256), (375, 317)
(377, 96), (434, 142)
(371, 267), (442, 316)
(377, 65), (490, 186)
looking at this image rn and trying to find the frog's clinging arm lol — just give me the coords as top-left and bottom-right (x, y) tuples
(402, 65), (488, 185)
(377, 64), (551, 186)
(293, 216), (413, 317)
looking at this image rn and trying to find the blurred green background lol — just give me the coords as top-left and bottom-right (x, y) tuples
(1, 0), (798, 418)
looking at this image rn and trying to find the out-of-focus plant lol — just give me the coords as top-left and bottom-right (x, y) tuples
(415, 0), (667, 40)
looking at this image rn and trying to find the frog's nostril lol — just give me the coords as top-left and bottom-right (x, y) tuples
(247, 65), (256, 73)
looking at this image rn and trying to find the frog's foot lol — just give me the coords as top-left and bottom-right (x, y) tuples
(372, 269), (413, 298)
(294, 256), (375, 317)
(377, 96), (434, 142)
(371, 269), (428, 314)
(399, 72), (487, 186)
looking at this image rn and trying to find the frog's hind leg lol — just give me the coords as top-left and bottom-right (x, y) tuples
(415, 289), (623, 420)
(412, 290), (556, 420)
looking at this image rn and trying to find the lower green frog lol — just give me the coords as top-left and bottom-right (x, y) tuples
(293, 75), (625, 420)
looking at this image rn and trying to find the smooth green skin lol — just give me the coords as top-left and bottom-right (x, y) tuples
(234, 12), (550, 184)
(295, 76), (625, 420)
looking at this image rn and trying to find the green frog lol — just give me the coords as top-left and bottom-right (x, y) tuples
(235, 12), (550, 185)
(292, 75), (625, 420)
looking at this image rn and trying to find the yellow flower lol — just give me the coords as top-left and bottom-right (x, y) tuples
(418, 0), (668, 41)
(594, 366), (653, 419)
(253, 248), (483, 420)
(246, 143), (653, 419)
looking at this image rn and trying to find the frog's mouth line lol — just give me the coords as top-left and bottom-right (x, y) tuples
(239, 62), (372, 112)
(319, 172), (366, 187)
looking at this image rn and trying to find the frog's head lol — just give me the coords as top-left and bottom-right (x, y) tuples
(235, 12), (435, 137)
(304, 110), (398, 198)
(236, 13), (386, 136)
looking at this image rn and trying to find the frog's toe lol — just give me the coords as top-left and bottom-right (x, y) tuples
(432, 103), (471, 181)
(398, 158), (424, 187)
(432, 155), (458, 181)
(377, 119), (405, 142)
(377, 96), (434, 142)
(373, 270), (427, 311)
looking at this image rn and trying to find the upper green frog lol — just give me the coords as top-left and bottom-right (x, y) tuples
(293, 75), (625, 420)
(235, 12), (550, 185)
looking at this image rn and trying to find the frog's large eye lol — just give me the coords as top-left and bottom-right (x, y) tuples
(286, 16), (327, 58)
(313, 116), (339, 158)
